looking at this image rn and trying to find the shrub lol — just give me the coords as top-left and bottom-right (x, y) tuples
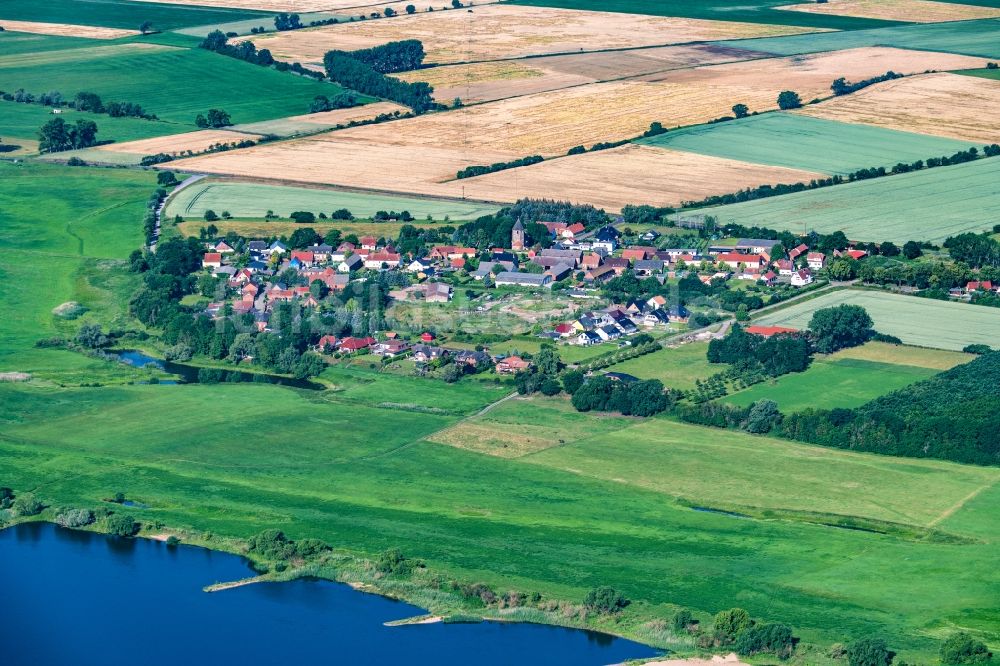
(583, 586), (629, 614)
(56, 508), (94, 528)
(734, 622), (795, 658)
(846, 636), (895, 666)
(13, 493), (44, 516)
(744, 399), (781, 434)
(166, 535), (181, 547)
(375, 547), (415, 575)
(105, 513), (138, 537)
(672, 609), (696, 632)
(713, 607), (751, 643)
(940, 632), (992, 665)
(963, 344), (993, 355)
(247, 529), (295, 559)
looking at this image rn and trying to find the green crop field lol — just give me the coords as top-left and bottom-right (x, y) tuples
(719, 357), (940, 412)
(754, 289), (1000, 350)
(685, 156), (1000, 243)
(0, 43), (351, 128)
(165, 180), (500, 221)
(510, 0), (898, 30)
(719, 18), (1000, 58)
(3, 162), (1000, 662)
(639, 113), (976, 175)
(0, 31), (97, 57)
(0, 99), (182, 147)
(960, 67), (1000, 80)
(600, 342), (720, 390)
(0, 0), (268, 31)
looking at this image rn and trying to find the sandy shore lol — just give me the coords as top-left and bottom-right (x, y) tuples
(640, 655), (749, 666)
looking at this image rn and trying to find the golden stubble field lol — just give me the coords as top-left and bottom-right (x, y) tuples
(0, 20), (139, 39)
(644, 47), (991, 107)
(450, 144), (826, 210)
(395, 43), (766, 103)
(93, 130), (265, 158)
(795, 72), (1000, 143)
(248, 5), (820, 66)
(778, 0), (1000, 23)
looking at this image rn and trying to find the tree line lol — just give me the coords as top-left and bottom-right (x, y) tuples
(832, 70), (903, 96)
(323, 49), (437, 113)
(456, 154), (544, 179)
(3, 88), (155, 120)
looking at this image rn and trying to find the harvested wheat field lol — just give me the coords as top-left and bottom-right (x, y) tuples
(249, 5), (819, 66)
(170, 80), (785, 195)
(796, 72), (1000, 143)
(230, 101), (407, 136)
(0, 20), (139, 39)
(779, 0), (1000, 23)
(396, 43), (766, 103)
(94, 129), (264, 157)
(644, 47), (990, 105)
(450, 144), (825, 210)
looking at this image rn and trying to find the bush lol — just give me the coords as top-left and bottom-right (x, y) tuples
(166, 535), (181, 547)
(56, 508), (94, 528)
(247, 529), (295, 559)
(375, 547), (415, 575)
(13, 493), (44, 516)
(672, 609), (696, 632)
(713, 607), (751, 643)
(583, 586), (629, 614)
(963, 344), (993, 355)
(744, 399), (781, 434)
(846, 636), (895, 666)
(734, 622), (795, 658)
(105, 513), (138, 537)
(940, 632), (992, 665)
(561, 369), (585, 395)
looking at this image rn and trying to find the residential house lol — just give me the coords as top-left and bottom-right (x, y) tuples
(716, 252), (764, 270)
(581, 253), (602, 270)
(359, 235), (378, 251)
(373, 339), (410, 358)
(745, 325), (799, 337)
(633, 259), (664, 276)
(622, 247), (653, 262)
(584, 264), (616, 284)
(576, 330), (601, 346)
(967, 280), (994, 293)
(788, 243), (809, 260)
(775, 259), (795, 276)
(539, 248), (582, 266)
(592, 225), (620, 252)
(545, 263), (573, 282)
(338, 336), (376, 353)
(310, 243), (333, 262)
(807, 252), (826, 270)
(791, 268), (814, 287)
(316, 335), (339, 353)
(202, 252), (222, 269)
(496, 355), (531, 374)
(760, 270), (778, 286)
(339, 254), (364, 273)
(407, 258), (433, 273)
(291, 250), (315, 267)
(452, 350), (492, 368)
(596, 324), (622, 341)
(265, 240), (288, 256)
(411, 344), (447, 362)
(364, 251), (401, 269)
(422, 283), (452, 302)
(604, 257), (629, 275)
(735, 238), (780, 254)
(214, 240), (235, 254)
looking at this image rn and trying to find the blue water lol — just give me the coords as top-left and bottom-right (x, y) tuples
(0, 523), (660, 666)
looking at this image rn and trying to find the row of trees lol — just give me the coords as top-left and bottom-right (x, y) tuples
(4, 89), (155, 119)
(456, 154), (544, 179)
(335, 39), (426, 73)
(832, 70), (903, 96)
(200, 30), (274, 66)
(38, 117), (98, 153)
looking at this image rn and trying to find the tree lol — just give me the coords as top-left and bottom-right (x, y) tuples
(105, 513), (139, 537)
(290, 211), (316, 224)
(745, 399), (780, 433)
(288, 227), (321, 248)
(672, 609), (695, 632)
(828, 258), (857, 281)
(879, 241), (900, 257)
(940, 632), (992, 665)
(376, 547), (415, 575)
(38, 117), (99, 153)
(846, 637), (894, 666)
(12, 492), (43, 516)
(777, 90), (802, 110)
(714, 608), (752, 643)
(204, 209), (219, 222)
(406, 3), (416, 12)
(902, 240), (923, 260)
(384, 7), (395, 16)
(75, 324), (109, 349)
(562, 369), (585, 395)
(735, 622), (795, 658)
(732, 103), (749, 118)
(56, 508), (94, 528)
(157, 170), (177, 186)
(139, 20), (154, 34)
(808, 304), (874, 353)
(583, 586), (629, 613)
(534, 345), (561, 376)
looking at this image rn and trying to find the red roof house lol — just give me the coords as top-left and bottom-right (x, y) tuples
(338, 336), (376, 353)
(745, 325), (799, 337)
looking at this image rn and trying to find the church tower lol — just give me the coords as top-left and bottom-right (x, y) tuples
(511, 218), (525, 251)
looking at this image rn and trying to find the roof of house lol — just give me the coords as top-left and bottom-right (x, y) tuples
(717, 252), (763, 264)
(735, 238), (780, 249)
(495, 271), (550, 286)
(203, 252), (222, 263)
(745, 325), (799, 337)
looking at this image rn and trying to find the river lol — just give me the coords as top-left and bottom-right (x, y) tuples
(0, 523), (660, 665)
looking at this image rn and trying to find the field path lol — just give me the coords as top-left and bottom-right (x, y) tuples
(926, 476), (999, 527)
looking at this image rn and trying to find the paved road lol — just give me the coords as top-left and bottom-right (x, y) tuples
(151, 173), (205, 251)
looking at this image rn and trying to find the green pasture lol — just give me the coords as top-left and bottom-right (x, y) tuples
(959, 67), (1000, 80)
(815, 341), (974, 370)
(719, 357), (939, 412)
(0, 30), (98, 57)
(0, 45), (349, 128)
(687, 156), (1000, 243)
(2, 381), (998, 661)
(165, 180), (499, 221)
(640, 113), (976, 175)
(754, 288), (1000, 350)
(173, 11), (347, 38)
(601, 342), (719, 390)
(0, 100), (182, 147)
(719, 18), (1000, 58)
(0, 161), (160, 382)
(510, 0), (899, 30)
(0, 0), (268, 31)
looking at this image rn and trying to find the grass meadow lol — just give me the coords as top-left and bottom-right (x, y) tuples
(719, 17), (1000, 57)
(0, 44), (349, 128)
(600, 342), (719, 390)
(0, 0), (268, 30)
(165, 180), (499, 222)
(754, 289), (1000, 350)
(719, 356), (939, 411)
(640, 113), (977, 175)
(687, 156), (1000, 243)
(0, 99), (183, 147)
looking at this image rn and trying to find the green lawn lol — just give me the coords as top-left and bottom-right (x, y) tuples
(165, 180), (499, 221)
(601, 342), (719, 390)
(0, 43), (352, 128)
(0, 0), (268, 30)
(0, 99), (183, 147)
(718, 17), (1000, 58)
(510, 0), (899, 30)
(719, 357), (939, 412)
(754, 289), (1000, 350)
(682, 156), (1000, 243)
(639, 114), (977, 176)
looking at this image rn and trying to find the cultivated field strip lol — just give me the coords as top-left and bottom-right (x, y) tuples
(777, 0), (1000, 24)
(755, 289), (1000, 350)
(0, 20), (139, 39)
(795, 72), (1000, 144)
(688, 156), (1000, 243)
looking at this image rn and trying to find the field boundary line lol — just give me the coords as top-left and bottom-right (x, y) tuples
(926, 476), (998, 527)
